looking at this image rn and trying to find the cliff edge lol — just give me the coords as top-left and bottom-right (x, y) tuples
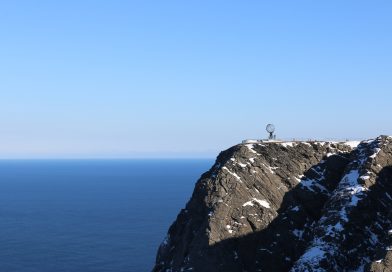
(153, 136), (392, 272)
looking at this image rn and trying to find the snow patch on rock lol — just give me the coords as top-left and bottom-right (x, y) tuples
(242, 198), (271, 209)
(222, 167), (242, 183)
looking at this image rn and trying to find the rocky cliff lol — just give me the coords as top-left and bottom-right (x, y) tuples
(153, 136), (392, 272)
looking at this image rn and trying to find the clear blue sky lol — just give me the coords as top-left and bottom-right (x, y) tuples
(0, 1), (391, 158)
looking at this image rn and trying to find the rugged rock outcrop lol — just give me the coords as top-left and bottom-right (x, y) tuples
(153, 136), (392, 272)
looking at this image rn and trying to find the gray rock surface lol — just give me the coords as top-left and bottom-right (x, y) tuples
(153, 136), (392, 272)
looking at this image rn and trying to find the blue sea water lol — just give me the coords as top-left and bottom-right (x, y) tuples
(0, 159), (213, 272)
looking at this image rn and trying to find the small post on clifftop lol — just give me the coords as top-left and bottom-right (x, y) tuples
(266, 124), (275, 140)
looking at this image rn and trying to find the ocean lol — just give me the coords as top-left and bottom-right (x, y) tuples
(0, 159), (213, 272)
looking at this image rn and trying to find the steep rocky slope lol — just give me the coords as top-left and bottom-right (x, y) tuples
(153, 136), (392, 272)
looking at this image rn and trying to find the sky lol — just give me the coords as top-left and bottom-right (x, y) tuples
(0, 1), (391, 158)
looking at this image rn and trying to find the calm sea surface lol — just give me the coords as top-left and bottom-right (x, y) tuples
(0, 159), (213, 272)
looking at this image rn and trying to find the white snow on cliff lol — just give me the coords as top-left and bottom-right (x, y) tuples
(291, 138), (382, 271)
(222, 167), (242, 182)
(344, 141), (361, 148)
(242, 198), (271, 209)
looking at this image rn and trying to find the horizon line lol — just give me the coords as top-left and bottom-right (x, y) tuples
(0, 157), (216, 160)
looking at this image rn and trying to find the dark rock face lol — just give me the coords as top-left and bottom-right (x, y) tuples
(153, 136), (392, 272)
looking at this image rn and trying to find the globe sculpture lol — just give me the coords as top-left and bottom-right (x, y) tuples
(266, 124), (275, 140)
